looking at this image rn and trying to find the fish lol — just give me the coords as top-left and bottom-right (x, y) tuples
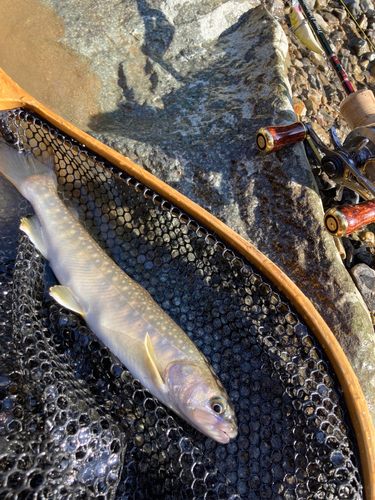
(289, 3), (324, 55)
(0, 141), (238, 444)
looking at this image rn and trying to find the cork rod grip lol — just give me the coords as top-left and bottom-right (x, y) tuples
(324, 200), (375, 237)
(340, 89), (375, 130)
(256, 122), (307, 153)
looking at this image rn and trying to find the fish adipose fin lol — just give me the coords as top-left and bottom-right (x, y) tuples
(50, 285), (85, 316)
(20, 216), (48, 258)
(145, 332), (165, 389)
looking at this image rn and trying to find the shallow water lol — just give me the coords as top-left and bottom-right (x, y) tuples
(0, 0), (101, 130)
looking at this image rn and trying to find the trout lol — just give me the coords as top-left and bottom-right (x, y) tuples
(0, 142), (237, 443)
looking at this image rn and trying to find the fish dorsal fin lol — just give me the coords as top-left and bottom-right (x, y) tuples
(50, 285), (85, 316)
(145, 332), (165, 389)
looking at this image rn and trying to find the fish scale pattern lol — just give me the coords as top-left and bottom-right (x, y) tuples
(0, 108), (364, 499)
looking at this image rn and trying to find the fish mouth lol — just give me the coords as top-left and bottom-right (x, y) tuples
(216, 425), (238, 444)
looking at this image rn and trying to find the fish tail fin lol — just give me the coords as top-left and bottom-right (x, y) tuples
(0, 140), (56, 197)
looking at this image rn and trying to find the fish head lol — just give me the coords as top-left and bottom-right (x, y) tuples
(165, 361), (237, 444)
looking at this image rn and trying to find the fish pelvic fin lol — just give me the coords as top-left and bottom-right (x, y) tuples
(0, 141), (56, 197)
(145, 332), (165, 389)
(20, 215), (48, 258)
(50, 285), (85, 316)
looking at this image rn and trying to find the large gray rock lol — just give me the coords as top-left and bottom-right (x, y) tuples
(40, 0), (375, 423)
(351, 263), (375, 313)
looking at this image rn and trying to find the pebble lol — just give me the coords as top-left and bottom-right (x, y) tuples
(310, 122), (331, 144)
(361, 0), (375, 11)
(351, 39), (370, 56)
(292, 97), (307, 117)
(323, 12), (340, 25)
(360, 59), (370, 68)
(314, 12), (331, 33)
(349, 2), (363, 17)
(356, 246), (375, 265)
(364, 52), (375, 60)
(307, 51), (327, 70)
(359, 14), (368, 28)
(332, 8), (347, 22)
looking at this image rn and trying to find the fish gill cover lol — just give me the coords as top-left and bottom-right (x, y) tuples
(0, 109), (363, 499)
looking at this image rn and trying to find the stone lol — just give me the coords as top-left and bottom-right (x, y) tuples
(360, 59), (370, 69)
(295, 72), (309, 86)
(315, 0), (328, 8)
(359, 14), (368, 30)
(316, 109), (335, 127)
(307, 88), (323, 106)
(351, 39), (369, 56)
(349, 2), (363, 17)
(292, 97), (307, 117)
(354, 73), (366, 83)
(304, 0), (316, 9)
(39, 0), (375, 429)
(314, 12), (331, 33)
(356, 246), (375, 266)
(360, 0), (375, 11)
(307, 51), (326, 71)
(265, 0), (285, 17)
(342, 237), (356, 268)
(305, 98), (319, 112)
(352, 64), (362, 74)
(330, 30), (345, 44)
(341, 55), (350, 71)
(293, 58), (305, 69)
(322, 12), (340, 26)
(310, 121), (331, 144)
(332, 8), (347, 22)
(350, 264), (375, 313)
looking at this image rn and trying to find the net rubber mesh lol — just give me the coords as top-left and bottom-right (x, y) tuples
(0, 109), (364, 500)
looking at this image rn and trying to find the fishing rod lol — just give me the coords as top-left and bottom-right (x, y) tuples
(297, 0), (355, 96)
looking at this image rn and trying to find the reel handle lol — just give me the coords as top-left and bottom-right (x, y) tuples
(255, 122), (306, 153)
(324, 200), (375, 237)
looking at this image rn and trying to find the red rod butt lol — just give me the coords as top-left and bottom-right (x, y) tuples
(324, 200), (375, 237)
(256, 122), (306, 154)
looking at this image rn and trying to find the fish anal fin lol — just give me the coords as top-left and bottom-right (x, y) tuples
(50, 285), (85, 316)
(20, 215), (48, 258)
(145, 332), (165, 389)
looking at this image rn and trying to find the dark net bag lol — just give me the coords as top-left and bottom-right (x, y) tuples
(0, 109), (364, 499)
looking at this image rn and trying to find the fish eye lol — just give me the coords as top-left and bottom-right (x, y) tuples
(210, 397), (227, 415)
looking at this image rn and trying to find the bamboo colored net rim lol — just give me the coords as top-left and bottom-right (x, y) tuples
(0, 66), (374, 499)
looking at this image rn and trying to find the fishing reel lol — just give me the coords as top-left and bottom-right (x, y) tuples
(255, 95), (375, 238)
(256, 120), (375, 201)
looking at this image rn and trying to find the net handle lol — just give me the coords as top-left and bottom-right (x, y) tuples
(0, 66), (374, 498)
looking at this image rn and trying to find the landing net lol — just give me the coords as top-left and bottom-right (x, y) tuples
(0, 109), (363, 499)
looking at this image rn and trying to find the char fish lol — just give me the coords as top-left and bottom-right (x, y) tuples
(0, 142), (238, 443)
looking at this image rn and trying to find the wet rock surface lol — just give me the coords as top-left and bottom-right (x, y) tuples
(38, 0), (375, 423)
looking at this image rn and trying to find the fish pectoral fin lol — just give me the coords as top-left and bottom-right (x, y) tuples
(145, 332), (165, 389)
(20, 215), (48, 258)
(50, 285), (85, 316)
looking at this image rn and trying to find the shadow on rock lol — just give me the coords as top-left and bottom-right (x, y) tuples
(88, 6), (298, 227)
